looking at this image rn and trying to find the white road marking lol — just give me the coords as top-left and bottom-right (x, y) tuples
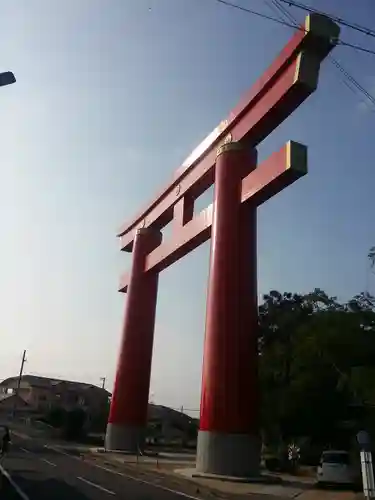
(0, 463), (30, 500)
(92, 463), (203, 500)
(20, 447), (31, 454)
(11, 431), (31, 440)
(44, 445), (80, 459)
(44, 444), (202, 500)
(88, 462), (123, 477)
(41, 458), (56, 467)
(77, 476), (116, 495)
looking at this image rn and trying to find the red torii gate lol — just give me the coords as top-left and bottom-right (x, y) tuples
(106, 14), (339, 477)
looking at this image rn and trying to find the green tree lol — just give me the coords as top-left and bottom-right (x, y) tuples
(46, 407), (66, 428)
(259, 288), (375, 449)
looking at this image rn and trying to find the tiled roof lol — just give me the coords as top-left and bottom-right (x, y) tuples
(0, 393), (28, 405)
(0, 375), (110, 395)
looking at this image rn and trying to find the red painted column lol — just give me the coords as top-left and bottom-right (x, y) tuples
(106, 227), (162, 452)
(196, 142), (260, 477)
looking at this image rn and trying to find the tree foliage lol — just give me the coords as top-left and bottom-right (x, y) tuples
(259, 288), (375, 450)
(44, 406), (87, 440)
(369, 246), (375, 270)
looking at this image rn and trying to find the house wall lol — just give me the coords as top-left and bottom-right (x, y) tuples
(0, 395), (30, 417)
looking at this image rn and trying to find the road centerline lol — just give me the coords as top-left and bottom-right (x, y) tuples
(77, 475), (116, 495)
(41, 458), (57, 467)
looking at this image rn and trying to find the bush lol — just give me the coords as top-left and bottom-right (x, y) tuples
(45, 407), (66, 428)
(63, 408), (87, 440)
(42, 407), (87, 440)
(265, 456), (281, 472)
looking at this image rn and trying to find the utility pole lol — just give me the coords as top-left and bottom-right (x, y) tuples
(13, 350), (27, 418)
(100, 377), (106, 390)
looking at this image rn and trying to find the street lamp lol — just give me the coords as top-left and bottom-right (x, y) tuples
(0, 71), (16, 87)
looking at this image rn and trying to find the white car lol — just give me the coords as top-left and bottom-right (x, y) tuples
(317, 450), (359, 485)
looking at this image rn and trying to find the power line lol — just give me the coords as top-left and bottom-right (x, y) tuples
(329, 57), (375, 108)
(211, 0), (298, 29)
(273, 0), (375, 109)
(264, 0), (292, 22)
(274, 0), (375, 56)
(277, 0), (375, 38)
(209, 0), (375, 110)
(266, 0), (298, 26)
(337, 40), (375, 57)
(208, 0), (375, 56)
(265, 0), (375, 109)
(245, 0), (375, 110)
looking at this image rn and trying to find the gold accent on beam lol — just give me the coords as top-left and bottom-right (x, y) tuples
(304, 14), (340, 53)
(293, 51), (320, 90)
(294, 14), (341, 88)
(286, 140), (308, 174)
(216, 141), (243, 157)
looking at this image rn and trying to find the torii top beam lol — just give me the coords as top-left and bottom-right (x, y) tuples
(117, 14), (339, 291)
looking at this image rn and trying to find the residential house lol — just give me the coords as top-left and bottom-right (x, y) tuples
(0, 375), (110, 417)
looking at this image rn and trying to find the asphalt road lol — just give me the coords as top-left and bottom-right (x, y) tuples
(0, 435), (203, 500)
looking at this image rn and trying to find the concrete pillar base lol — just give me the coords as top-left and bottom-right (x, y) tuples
(196, 430), (260, 478)
(105, 423), (144, 452)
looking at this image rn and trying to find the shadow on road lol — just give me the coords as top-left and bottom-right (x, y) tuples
(1, 471), (92, 500)
(315, 482), (362, 493)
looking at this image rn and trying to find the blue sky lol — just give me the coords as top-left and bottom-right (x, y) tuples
(0, 0), (374, 413)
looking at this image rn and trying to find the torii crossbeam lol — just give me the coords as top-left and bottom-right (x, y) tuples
(106, 14), (339, 478)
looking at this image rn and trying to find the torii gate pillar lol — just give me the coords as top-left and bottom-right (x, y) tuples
(196, 143), (259, 476)
(106, 228), (162, 451)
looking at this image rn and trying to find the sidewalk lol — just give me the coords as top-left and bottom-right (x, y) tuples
(79, 448), (364, 500)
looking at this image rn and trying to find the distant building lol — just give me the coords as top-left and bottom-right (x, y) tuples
(0, 375), (110, 416)
(147, 404), (198, 444)
(0, 393), (29, 414)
